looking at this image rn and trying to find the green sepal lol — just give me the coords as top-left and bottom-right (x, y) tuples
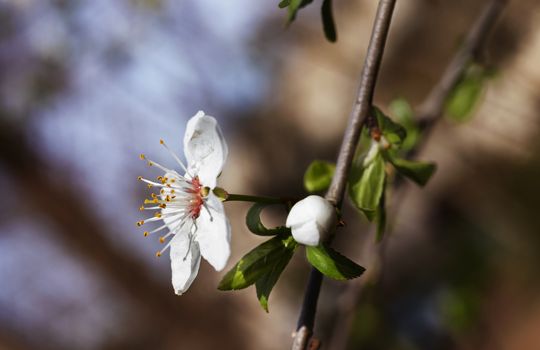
(306, 244), (366, 280)
(348, 150), (386, 221)
(373, 106), (407, 148)
(388, 156), (436, 187)
(218, 235), (297, 291)
(304, 160), (336, 193)
(246, 203), (290, 236)
(255, 246), (295, 312)
(212, 187), (228, 201)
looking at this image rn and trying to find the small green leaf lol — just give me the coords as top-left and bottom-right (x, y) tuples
(445, 64), (491, 122)
(246, 203), (289, 236)
(389, 98), (419, 151)
(321, 0), (337, 42)
(446, 77), (483, 121)
(348, 152), (386, 220)
(373, 106), (407, 148)
(256, 247), (295, 312)
(304, 160), (336, 193)
(287, 0), (313, 22)
(389, 157), (436, 186)
(218, 235), (297, 290)
(278, 0), (290, 8)
(306, 244), (365, 280)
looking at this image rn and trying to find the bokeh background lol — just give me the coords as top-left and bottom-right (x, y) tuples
(1, 0), (539, 349)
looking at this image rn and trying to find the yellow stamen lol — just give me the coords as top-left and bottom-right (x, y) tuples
(159, 236), (165, 244)
(139, 154), (146, 160)
(136, 220), (145, 227)
(139, 205), (144, 211)
(156, 251), (162, 257)
(143, 231), (149, 237)
(154, 213), (162, 218)
(137, 176), (142, 181)
(160, 139), (164, 145)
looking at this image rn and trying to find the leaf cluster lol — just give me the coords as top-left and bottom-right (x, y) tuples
(279, 0), (337, 42)
(219, 201), (364, 311)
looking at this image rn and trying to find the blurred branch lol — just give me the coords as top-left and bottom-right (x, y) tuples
(292, 0), (397, 349)
(0, 120), (245, 349)
(328, 0), (507, 348)
(416, 0), (508, 128)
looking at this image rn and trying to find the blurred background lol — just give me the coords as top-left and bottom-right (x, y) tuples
(0, 0), (539, 349)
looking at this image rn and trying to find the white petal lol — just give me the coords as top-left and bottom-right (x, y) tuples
(170, 233), (201, 295)
(290, 221), (322, 246)
(286, 195), (335, 246)
(194, 192), (231, 271)
(183, 111), (228, 188)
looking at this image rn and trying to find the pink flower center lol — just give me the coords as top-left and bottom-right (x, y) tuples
(187, 176), (204, 219)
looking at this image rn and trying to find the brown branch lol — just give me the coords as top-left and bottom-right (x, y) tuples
(327, 1), (507, 348)
(416, 0), (508, 127)
(292, 1), (397, 349)
(326, 0), (397, 206)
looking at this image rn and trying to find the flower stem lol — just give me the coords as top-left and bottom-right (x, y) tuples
(224, 193), (290, 205)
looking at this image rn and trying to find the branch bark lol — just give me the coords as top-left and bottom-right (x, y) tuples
(328, 1), (507, 348)
(292, 0), (397, 348)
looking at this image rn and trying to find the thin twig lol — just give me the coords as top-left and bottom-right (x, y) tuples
(292, 1), (397, 349)
(327, 1), (507, 348)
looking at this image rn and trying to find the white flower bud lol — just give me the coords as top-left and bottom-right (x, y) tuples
(286, 195), (336, 246)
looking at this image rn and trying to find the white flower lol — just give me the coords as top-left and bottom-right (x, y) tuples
(285, 195), (336, 246)
(137, 111), (230, 295)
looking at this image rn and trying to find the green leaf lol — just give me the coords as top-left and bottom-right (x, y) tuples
(374, 179), (386, 242)
(304, 160), (335, 193)
(321, 0), (337, 42)
(255, 247), (295, 312)
(306, 244), (365, 280)
(389, 98), (419, 151)
(278, 0), (290, 8)
(389, 157), (436, 186)
(218, 235), (297, 291)
(373, 106), (407, 148)
(445, 64), (490, 122)
(246, 203), (289, 236)
(348, 151), (386, 220)
(446, 78), (482, 121)
(287, 0), (313, 22)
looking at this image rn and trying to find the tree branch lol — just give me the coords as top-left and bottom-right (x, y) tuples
(328, 1), (507, 348)
(292, 1), (397, 348)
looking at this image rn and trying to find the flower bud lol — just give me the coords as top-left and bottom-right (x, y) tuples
(286, 195), (336, 246)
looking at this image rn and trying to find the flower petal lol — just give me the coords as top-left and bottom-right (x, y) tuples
(183, 111), (228, 188)
(170, 233), (201, 295)
(195, 192), (231, 271)
(290, 220), (322, 246)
